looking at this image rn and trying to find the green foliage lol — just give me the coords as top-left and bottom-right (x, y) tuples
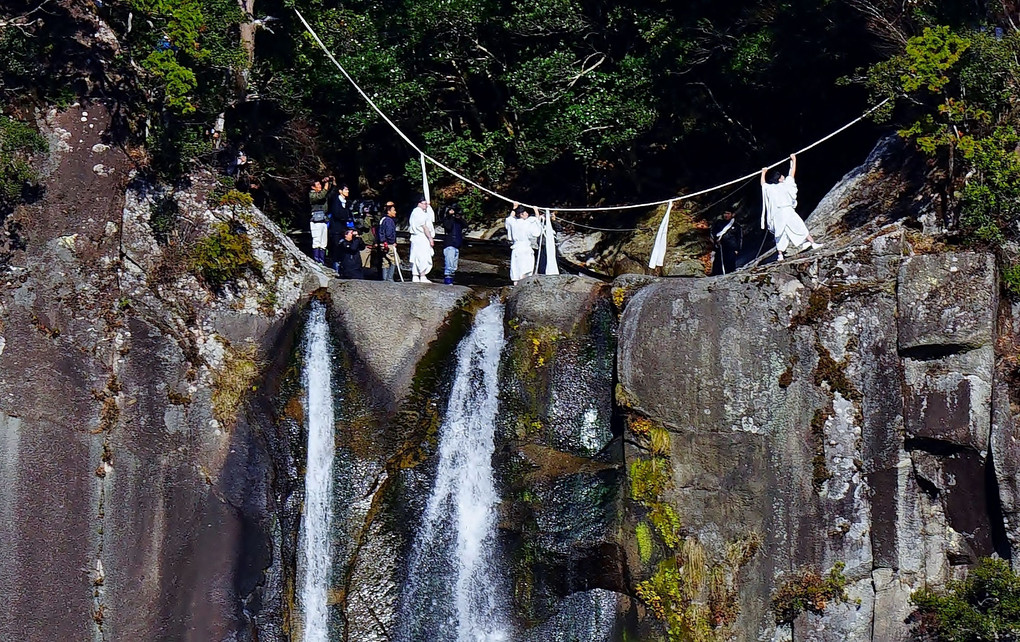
(772, 562), (849, 624)
(899, 26), (970, 93)
(1003, 264), (1020, 299)
(148, 122), (213, 181)
(729, 28), (774, 77)
(258, 0), (895, 220)
(863, 26), (1020, 265)
(218, 189), (254, 208)
(911, 557), (1020, 641)
(112, 0), (245, 179)
(636, 521), (654, 563)
(630, 457), (672, 503)
(648, 502), (684, 549)
(636, 552), (714, 642)
(148, 194), (179, 244)
(139, 50), (199, 114)
(189, 221), (263, 292)
(0, 115), (47, 215)
(127, 0), (245, 114)
(636, 535), (760, 641)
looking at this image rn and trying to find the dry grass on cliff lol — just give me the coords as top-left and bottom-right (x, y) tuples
(212, 340), (261, 427)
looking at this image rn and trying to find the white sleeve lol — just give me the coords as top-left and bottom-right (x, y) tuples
(785, 176), (798, 202)
(529, 218), (542, 238)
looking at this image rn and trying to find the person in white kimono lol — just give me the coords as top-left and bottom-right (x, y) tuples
(506, 205), (543, 284)
(408, 195), (435, 282)
(761, 154), (821, 260)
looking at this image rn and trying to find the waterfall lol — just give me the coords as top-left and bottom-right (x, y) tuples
(398, 303), (510, 642)
(297, 302), (336, 642)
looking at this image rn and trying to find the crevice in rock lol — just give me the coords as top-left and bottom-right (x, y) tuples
(903, 437), (969, 457)
(899, 343), (982, 361)
(913, 469), (940, 500)
(986, 448), (1013, 562)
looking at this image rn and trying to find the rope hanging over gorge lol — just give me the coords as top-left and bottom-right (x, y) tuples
(294, 9), (890, 225)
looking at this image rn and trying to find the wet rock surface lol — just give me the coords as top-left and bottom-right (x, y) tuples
(495, 275), (629, 629)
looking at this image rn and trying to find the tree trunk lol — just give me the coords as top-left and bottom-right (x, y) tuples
(236, 0), (256, 95)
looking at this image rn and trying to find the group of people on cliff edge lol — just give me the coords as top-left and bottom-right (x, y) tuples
(309, 154), (817, 283)
(504, 204), (558, 285)
(308, 181), (468, 284)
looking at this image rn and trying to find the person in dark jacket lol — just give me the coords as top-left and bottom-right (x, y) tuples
(441, 203), (466, 285)
(377, 201), (399, 282)
(327, 185), (355, 273)
(327, 182), (353, 227)
(711, 210), (742, 275)
(336, 227), (366, 279)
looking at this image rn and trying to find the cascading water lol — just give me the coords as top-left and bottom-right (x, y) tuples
(296, 302), (336, 642)
(398, 303), (510, 642)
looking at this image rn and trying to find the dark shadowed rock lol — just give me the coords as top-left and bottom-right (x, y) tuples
(902, 348), (993, 452)
(496, 275), (623, 628)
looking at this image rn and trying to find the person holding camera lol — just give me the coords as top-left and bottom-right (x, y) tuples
(327, 182), (355, 272)
(356, 200), (377, 270)
(335, 225), (366, 279)
(308, 179), (329, 264)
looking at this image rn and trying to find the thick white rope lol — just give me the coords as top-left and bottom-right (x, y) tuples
(295, 9), (889, 217)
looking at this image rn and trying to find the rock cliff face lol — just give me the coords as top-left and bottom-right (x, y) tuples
(616, 237), (1011, 640)
(1, 105), (1016, 642)
(495, 276), (629, 632)
(0, 101), (342, 641)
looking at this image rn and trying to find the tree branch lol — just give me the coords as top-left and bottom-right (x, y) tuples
(0, 0), (54, 33)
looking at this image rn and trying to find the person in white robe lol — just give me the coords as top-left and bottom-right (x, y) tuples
(506, 205), (543, 284)
(761, 153), (821, 260)
(408, 195), (435, 282)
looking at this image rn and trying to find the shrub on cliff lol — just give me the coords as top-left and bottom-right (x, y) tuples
(189, 221), (262, 292)
(0, 115), (47, 218)
(863, 26), (1020, 293)
(772, 562), (849, 625)
(911, 557), (1020, 641)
